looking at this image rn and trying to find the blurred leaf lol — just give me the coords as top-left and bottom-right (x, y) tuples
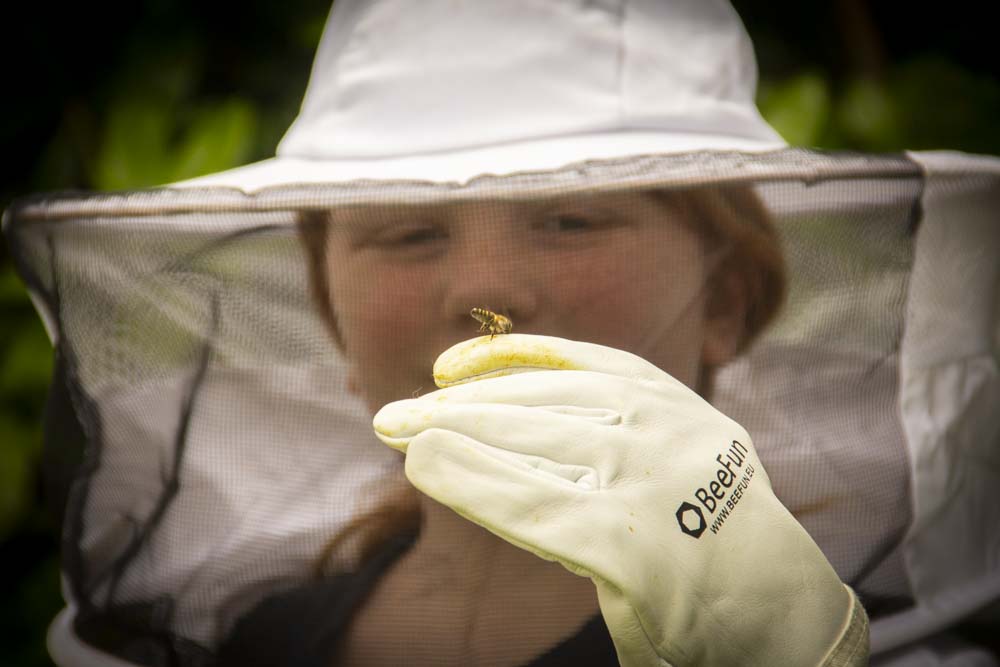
(0, 324), (54, 398)
(296, 14), (328, 51)
(758, 73), (831, 147)
(32, 124), (85, 193)
(30, 102), (99, 192)
(835, 77), (899, 151)
(119, 35), (203, 104)
(92, 98), (174, 190)
(168, 98), (258, 181)
(0, 415), (34, 540)
(91, 96), (259, 190)
(890, 56), (1000, 154)
(256, 106), (299, 159)
(0, 264), (32, 305)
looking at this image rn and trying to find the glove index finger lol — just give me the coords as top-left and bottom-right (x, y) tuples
(433, 334), (578, 388)
(433, 334), (666, 388)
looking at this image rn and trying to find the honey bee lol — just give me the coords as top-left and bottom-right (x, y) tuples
(470, 307), (513, 340)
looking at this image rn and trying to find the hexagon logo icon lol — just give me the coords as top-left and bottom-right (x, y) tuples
(676, 501), (706, 538)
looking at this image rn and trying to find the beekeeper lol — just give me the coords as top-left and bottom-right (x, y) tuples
(4, 0), (998, 665)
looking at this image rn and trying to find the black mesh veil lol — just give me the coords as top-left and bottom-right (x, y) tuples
(4, 149), (999, 666)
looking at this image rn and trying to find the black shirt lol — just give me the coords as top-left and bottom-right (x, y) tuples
(217, 531), (618, 666)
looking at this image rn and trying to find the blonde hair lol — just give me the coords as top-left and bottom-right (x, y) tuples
(298, 184), (786, 569)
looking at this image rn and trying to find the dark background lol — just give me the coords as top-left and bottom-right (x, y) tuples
(2, 1), (998, 664)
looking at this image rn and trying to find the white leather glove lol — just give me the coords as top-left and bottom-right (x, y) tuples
(373, 334), (867, 666)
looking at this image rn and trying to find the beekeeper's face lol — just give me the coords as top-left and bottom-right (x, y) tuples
(325, 191), (746, 413)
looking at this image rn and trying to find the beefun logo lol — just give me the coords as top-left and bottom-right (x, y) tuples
(676, 440), (755, 539)
(675, 502), (706, 538)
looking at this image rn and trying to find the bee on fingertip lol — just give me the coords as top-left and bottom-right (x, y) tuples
(470, 307), (513, 340)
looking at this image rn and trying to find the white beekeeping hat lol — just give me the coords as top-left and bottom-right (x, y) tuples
(182, 0), (784, 190)
(4, 0), (998, 665)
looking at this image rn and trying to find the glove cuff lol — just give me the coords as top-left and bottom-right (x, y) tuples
(820, 586), (870, 667)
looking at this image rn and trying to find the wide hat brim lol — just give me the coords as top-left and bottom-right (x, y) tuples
(174, 130), (786, 193)
(6, 146), (951, 228)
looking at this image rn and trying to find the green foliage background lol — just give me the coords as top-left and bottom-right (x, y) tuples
(1, 1), (998, 664)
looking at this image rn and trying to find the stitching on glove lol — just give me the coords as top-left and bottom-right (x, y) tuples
(821, 587), (869, 667)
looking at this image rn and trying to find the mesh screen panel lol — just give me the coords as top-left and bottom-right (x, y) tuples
(5, 149), (998, 665)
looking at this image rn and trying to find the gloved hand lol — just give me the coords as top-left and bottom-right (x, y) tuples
(373, 334), (867, 666)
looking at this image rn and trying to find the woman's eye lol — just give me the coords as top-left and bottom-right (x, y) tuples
(397, 227), (446, 245)
(375, 225), (447, 247)
(538, 214), (598, 233)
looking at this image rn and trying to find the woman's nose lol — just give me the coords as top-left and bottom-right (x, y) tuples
(441, 242), (539, 329)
